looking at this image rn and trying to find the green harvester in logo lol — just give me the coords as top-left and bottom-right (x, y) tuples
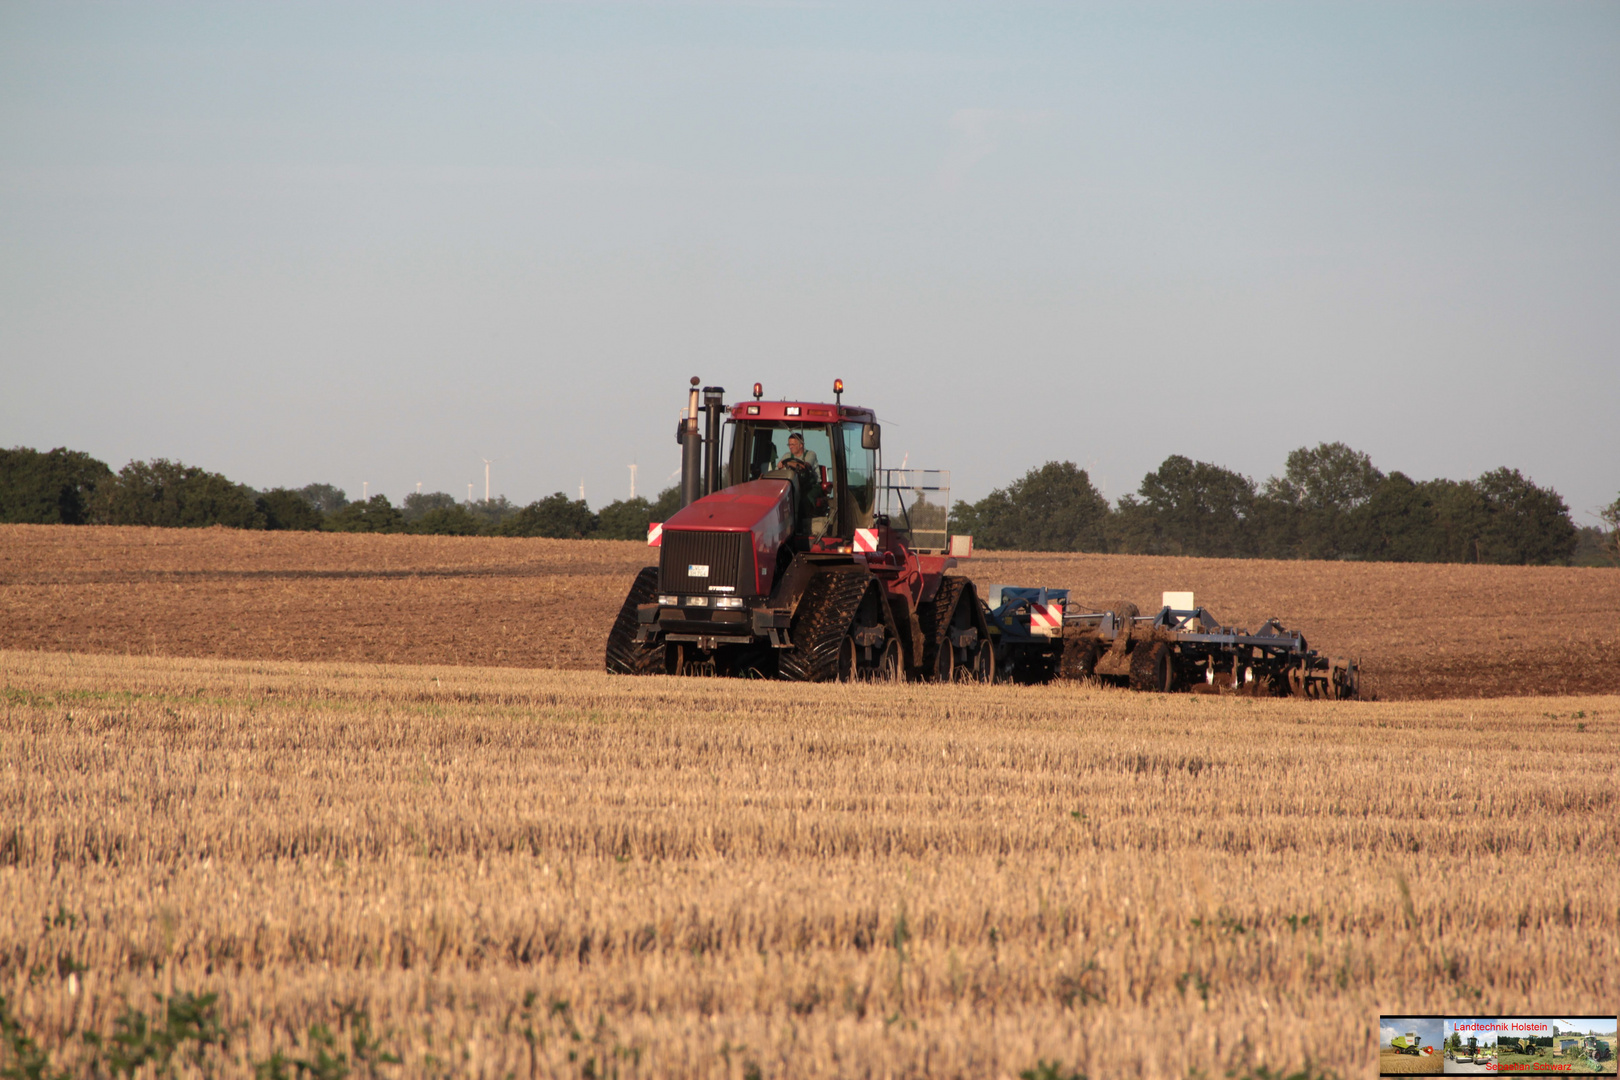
(1390, 1032), (1426, 1056)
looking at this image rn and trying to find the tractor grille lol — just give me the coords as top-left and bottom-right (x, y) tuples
(659, 530), (752, 595)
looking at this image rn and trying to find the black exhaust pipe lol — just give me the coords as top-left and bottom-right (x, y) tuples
(680, 377), (703, 508)
(702, 386), (725, 495)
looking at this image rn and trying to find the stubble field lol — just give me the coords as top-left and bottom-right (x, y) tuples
(2, 525), (1619, 699)
(1374, 1050), (1441, 1074)
(1, 650), (1616, 1078)
(2, 525), (1617, 1076)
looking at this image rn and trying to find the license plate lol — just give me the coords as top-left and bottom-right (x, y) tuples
(688, 564), (709, 577)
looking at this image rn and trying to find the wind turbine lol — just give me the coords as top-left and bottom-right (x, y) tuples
(482, 459), (494, 503)
(628, 462), (637, 500)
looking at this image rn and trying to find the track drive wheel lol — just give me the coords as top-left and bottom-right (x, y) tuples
(604, 567), (666, 675)
(1128, 640), (1173, 693)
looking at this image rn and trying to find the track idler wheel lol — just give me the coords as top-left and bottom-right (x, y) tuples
(967, 638), (995, 683)
(871, 638), (904, 683)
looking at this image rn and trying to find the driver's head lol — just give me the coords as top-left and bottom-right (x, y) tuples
(787, 433), (805, 455)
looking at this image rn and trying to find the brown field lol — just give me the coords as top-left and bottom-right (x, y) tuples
(2, 650), (1616, 1078)
(3, 524), (1619, 699)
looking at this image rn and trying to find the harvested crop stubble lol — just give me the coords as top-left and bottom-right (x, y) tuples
(1376, 1050), (1442, 1074)
(3, 525), (1619, 699)
(2, 651), (1616, 1078)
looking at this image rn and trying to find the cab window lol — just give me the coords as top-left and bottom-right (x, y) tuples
(841, 422), (875, 529)
(727, 422), (834, 485)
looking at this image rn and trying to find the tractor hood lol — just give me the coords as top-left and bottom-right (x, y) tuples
(665, 479), (792, 533)
(660, 479), (795, 596)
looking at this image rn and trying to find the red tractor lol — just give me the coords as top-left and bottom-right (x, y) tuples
(605, 378), (992, 682)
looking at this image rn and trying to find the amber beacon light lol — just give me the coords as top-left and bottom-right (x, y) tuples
(833, 378), (844, 404)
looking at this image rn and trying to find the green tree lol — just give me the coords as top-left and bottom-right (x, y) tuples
(949, 461), (1110, 551)
(1601, 493), (1620, 566)
(401, 491), (458, 523)
(650, 484), (682, 522)
(0, 446), (113, 524)
(1356, 472), (1444, 562)
(94, 459), (265, 528)
(325, 494), (404, 533)
(1473, 467), (1577, 565)
(1258, 442), (1384, 559)
(296, 483), (349, 514)
(1570, 525), (1610, 567)
(593, 496), (656, 541)
(256, 488), (324, 530)
(410, 505), (483, 535)
(1422, 477), (1489, 562)
(465, 496), (516, 529)
(1114, 455), (1256, 557)
(501, 493), (598, 538)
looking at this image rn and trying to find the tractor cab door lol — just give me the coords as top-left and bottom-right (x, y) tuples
(838, 421), (876, 534)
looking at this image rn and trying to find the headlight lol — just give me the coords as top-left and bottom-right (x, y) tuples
(713, 597), (744, 609)
(685, 596), (709, 607)
(658, 595), (679, 606)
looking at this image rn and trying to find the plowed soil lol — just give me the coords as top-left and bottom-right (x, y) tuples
(2, 524), (1616, 699)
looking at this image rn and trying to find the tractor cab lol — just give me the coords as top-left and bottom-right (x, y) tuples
(723, 399), (877, 541)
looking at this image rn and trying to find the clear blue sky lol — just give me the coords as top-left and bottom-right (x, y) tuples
(3, 2), (1616, 520)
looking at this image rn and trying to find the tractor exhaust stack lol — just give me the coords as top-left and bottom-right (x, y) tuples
(702, 386), (726, 496)
(680, 377), (703, 508)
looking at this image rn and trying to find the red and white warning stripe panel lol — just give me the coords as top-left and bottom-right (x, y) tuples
(853, 528), (879, 553)
(1030, 601), (1064, 636)
(647, 522), (663, 547)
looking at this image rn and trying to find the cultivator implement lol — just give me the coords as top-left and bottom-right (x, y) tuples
(985, 587), (1360, 699)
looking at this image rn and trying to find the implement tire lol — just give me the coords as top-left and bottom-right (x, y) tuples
(605, 567), (666, 675)
(1129, 640), (1173, 693)
(1058, 635), (1101, 680)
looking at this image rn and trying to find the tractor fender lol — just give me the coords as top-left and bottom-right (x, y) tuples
(769, 552), (858, 620)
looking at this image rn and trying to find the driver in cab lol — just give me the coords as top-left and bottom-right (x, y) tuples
(778, 433), (817, 471)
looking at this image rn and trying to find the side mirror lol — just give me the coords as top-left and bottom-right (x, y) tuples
(861, 423), (881, 450)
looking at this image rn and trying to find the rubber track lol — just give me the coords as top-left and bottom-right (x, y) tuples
(919, 576), (967, 681)
(604, 567), (666, 675)
(779, 568), (871, 683)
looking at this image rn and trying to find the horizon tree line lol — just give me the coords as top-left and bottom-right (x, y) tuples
(1, 442), (1614, 566)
